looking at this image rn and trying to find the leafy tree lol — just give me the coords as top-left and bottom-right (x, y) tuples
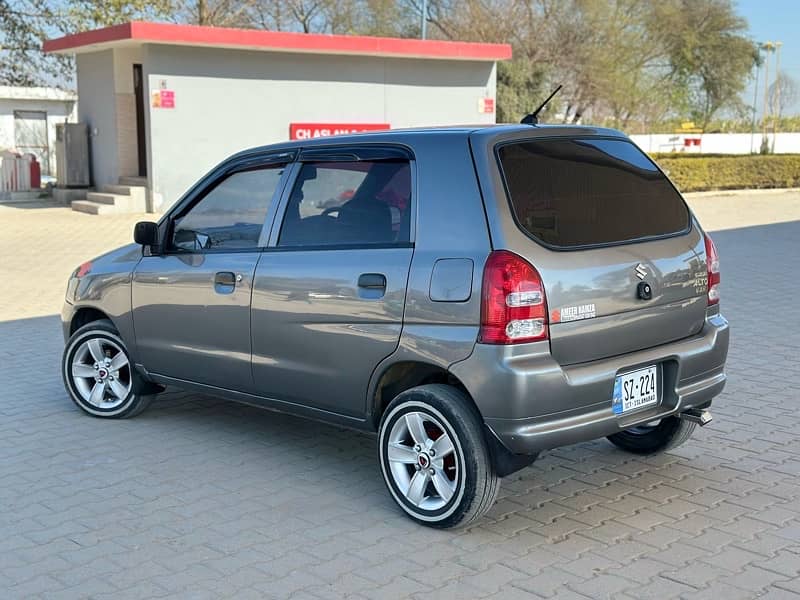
(0, 0), (62, 85)
(1, 0), (171, 86)
(496, 57), (546, 123)
(407, 0), (549, 122)
(1, 0), (772, 133)
(650, 0), (758, 129)
(67, 0), (172, 27)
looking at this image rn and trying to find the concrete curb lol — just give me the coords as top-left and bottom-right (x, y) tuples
(684, 187), (800, 198)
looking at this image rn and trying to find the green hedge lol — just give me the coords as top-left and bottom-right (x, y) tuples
(649, 154), (800, 192)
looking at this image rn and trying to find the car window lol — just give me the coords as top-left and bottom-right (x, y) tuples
(497, 138), (690, 249)
(278, 160), (412, 247)
(171, 166), (284, 252)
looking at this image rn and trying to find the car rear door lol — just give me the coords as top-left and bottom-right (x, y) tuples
(131, 153), (294, 391)
(489, 135), (709, 366)
(251, 146), (415, 418)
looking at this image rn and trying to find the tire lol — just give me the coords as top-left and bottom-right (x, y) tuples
(62, 319), (159, 419)
(606, 416), (696, 455)
(378, 384), (499, 529)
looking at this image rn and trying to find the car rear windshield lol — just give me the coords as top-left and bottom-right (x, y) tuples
(497, 138), (690, 249)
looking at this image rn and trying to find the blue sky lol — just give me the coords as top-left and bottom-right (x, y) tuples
(737, 0), (800, 115)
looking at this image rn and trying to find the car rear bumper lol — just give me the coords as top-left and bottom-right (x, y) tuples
(449, 311), (729, 455)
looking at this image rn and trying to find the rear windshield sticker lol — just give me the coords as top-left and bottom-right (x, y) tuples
(553, 303), (596, 323)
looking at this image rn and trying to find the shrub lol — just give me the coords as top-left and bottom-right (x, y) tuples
(649, 154), (800, 192)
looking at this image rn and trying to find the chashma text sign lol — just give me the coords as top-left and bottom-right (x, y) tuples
(289, 123), (390, 140)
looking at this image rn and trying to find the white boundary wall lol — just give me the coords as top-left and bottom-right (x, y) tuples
(630, 132), (800, 154)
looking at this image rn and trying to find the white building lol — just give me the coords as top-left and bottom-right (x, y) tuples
(45, 21), (511, 213)
(0, 86), (77, 177)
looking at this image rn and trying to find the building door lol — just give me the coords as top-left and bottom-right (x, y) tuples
(133, 64), (147, 177)
(14, 110), (49, 175)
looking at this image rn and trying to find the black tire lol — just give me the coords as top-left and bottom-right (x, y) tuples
(62, 319), (159, 419)
(378, 384), (499, 529)
(606, 416), (696, 455)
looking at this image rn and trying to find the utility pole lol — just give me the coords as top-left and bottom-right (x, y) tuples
(750, 48), (761, 154)
(772, 41), (783, 152)
(761, 41), (774, 152)
(421, 0), (428, 39)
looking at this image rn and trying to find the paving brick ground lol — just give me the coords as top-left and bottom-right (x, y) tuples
(1, 193), (799, 599)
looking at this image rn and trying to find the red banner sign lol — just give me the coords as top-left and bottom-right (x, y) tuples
(289, 122), (390, 140)
(478, 97), (495, 114)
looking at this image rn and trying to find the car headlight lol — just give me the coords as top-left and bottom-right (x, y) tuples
(66, 261), (92, 302)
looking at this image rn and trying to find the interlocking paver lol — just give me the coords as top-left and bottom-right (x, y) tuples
(568, 573), (637, 598)
(679, 581), (759, 600)
(624, 575), (696, 599)
(1, 192), (799, 597)
(512, 566), (588, 597)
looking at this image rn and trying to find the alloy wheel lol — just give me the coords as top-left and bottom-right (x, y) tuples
(385, 411), (459, 511)
(70, 337), (132, 410)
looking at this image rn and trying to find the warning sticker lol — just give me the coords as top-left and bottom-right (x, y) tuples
(152, 89), (175, 109)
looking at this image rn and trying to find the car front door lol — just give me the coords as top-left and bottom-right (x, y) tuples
(131, 154), (293, 391)
(251, 147), (415, 418)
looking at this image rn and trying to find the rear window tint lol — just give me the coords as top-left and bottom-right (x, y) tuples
(497, 138), (690, 249)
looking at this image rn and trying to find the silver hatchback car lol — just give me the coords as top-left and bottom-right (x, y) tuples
(62, 125), (729, 528)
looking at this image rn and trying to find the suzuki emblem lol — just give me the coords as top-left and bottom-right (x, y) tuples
(635, 263), (648, 280)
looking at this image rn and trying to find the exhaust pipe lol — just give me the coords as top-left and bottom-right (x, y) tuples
(678, 408), (712, 427)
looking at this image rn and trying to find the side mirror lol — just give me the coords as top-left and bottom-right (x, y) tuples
(134, 221), (159, 247)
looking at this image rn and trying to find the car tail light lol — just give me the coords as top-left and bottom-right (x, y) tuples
(479, 250), (548, 344)
(704, 233), (720, 305)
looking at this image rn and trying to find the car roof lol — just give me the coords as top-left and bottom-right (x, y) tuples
(232, 124), (629, 159)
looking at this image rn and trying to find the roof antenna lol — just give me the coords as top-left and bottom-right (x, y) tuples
(521, 85), (563, 125)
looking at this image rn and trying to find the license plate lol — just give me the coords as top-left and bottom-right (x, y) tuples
(612, 365), (658, 414)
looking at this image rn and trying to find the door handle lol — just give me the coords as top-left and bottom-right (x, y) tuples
(358, 273), (386, 289)
(214, 271), (237, 286)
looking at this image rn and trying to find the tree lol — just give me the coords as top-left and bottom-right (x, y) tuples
(1, 0), (171, 86)
(651, 0), (758, 129)
(768, 72), (798, 120)
(67, 0), (172, 28)
(250, 0), (325, 32)
(404, 0), (549, 122)
(251, 0), (417, 36)
(171, 0), (252, 26)
(2, 0), (764, 132)
(0, 0), (63, 85)
(496, 57), (546, 123)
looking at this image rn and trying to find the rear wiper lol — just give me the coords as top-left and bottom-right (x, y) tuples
(521, 85), (563, 125)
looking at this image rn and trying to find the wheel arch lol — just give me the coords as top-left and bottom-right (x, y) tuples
(370, 360), (474, 427)
(370, 360), (538, 478)
(64, 307), (162, 407)
(70, 306), (114, 335)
